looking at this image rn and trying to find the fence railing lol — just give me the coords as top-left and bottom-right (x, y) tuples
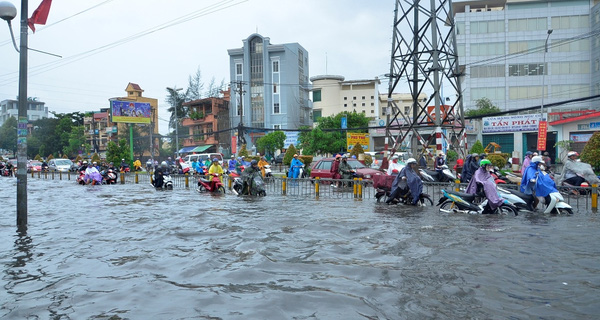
(28, 171), (598, 210)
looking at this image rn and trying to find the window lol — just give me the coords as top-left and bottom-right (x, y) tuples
(471, 20), (505, 34)
(362, 96), (365, 100)
(371, 110), (374, 114)
(456, 22), (465, 35)
(313, 89), (322, 102)
(353, 96), (356, 100)
(273, 124), (281, 130)
(508, 18), (546, 32)
(362, 110), (366, 114)
(509, 86), (543, 100)
(554, 61), (590, 75)
(508, 63), (546, 76)
(371, 103), (374, 106)
(274, 102), (280, 114)
(555, 39), (590, 52)
(273, 84), (278, 93)
(313, 109), (322, 120)
(371, 96), (374, 99)
(344, 104), (347, 107)
(471, 42), (504, 56)
(471, 87), (505, 101)
(509, 41), (544, 54)
(236, 63), (242, 75)
(551, 15), (589, 30)
(344, 97), (347, 100)
(272, 60), (279, 72)
(361, 103), (365, 106)
(471, 65), (505, 78)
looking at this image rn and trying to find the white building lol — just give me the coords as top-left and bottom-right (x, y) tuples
(310, 75), (381, 121)
(454, 0), (600, 160)
(0, 98), (48, 126)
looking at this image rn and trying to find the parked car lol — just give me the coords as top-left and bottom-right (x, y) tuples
(310, 157), (384, 181)
(273, 154), (285, 164)
(27, 160), (42, 173)
(48, 158), (74, 172)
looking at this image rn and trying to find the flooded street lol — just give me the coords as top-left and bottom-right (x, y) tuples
(1, 177), (599, 319)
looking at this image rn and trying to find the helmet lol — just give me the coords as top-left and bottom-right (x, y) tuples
(479, 153), (487, 158)
(93, 161), (97, 165)
(342, 155), (348, 159)
(351, 155), (357, 159)
(472, 153), (479, 157)
(82, 160), (88, 164)
(335, 154), (341, 159)
(406, 158), (417, 165)
(212, 158), (218, 162)
(293, 154), (298, 157)
(525, 151), (532, 156)
(567, 151), (579, 157)
(531, 156), (543, 163)
(231, 155), (235, 158)
(480, 159), (492, 167)
(392, 155), (399, 160)
(161, 161), (168, 167)
(251, 160), (258, 166)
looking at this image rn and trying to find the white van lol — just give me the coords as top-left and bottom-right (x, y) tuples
(184, 153), (223, 166)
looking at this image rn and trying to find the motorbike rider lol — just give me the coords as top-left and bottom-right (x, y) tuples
(4, 161), (13, 176)
(338, 155), (355, 186)
(228, 155), (237, 173)
(258, 156), (269, 178)
(119, 159), (129, 173)
(84, 162), (103, 185)
(521, 156), (558, 208)
(288, 154), (304, 179)
(466, 159), (505, 214)
(146, 158), (153, 171)
(241, 160), (261, 194)
(386, 158), (423, 205)
(153, 161), (169, 188)
(133, 158), (142, 171)
(192, 158), (202, 175)
(556, 151), (585, 187)
(208, 158), (224, 183)
(520, 151), (533, 174)
(331, 154), (342, 187)
(434, 152), (446, 173)
(79, 160), (89, 172)
(387, 155), (404, 175)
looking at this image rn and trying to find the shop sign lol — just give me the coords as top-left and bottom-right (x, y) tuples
(482, 114), (541, 133)
(570, 133), (593, 143)
(537, 121), (548, 151)
(590, 122), (600, 129)
(578, 124), (590, 130)
(346, 133), (370, 151)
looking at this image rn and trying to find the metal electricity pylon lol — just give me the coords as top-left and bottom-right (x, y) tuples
(386, 0), (466, 161)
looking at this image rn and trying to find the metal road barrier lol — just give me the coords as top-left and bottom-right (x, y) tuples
(28, 171), (598, 211)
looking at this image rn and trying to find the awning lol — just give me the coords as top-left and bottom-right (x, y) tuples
(191, 145), (211, 153)
(178, 146), (197, 153)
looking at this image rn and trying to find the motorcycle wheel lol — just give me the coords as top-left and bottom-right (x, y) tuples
(217, 186), (226, 194)
(419, 195), (434, 206)
(258, 190), (266, 197)
(375, 192), (389, 203)
(439, 200), (456, 212)
(166, 183), (173, 190)
(497, 205), (518, 216)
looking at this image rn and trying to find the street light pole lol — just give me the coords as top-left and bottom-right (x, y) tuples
(541, 29), (553, 120)
(167, 87), (183, 158)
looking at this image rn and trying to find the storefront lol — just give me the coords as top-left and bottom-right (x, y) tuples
(549, 110), (600, 162)
(481, 114), (544, 160)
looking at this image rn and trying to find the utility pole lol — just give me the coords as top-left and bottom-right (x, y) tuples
(235, 81), (246, 147)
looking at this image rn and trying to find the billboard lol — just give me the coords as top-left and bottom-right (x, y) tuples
(284, 131), (300, 148)
(482, 114), (541, 133)
(347, 133), (370, 151)
(110, 100), (152, 124)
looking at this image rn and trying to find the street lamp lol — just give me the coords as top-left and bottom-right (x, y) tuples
(1, 0), (29, 228)
(538, 29), (553, 155)
(167, 86), (183, 158)
(540, 29), (553, 120)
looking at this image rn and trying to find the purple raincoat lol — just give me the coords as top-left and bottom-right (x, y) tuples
(465, 167), (503, 210)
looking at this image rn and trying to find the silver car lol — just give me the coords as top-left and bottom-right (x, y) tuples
(48, 158), (73, 172)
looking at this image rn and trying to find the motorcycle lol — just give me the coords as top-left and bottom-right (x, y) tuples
(540, 192), (573, 215)
(418, 169), (435, 182)
(421, 166), (455, 183)
(101, 168), (118, 185)
(498, 186), (537, 212)
(232, 173), (267, 196)
(263, 164), (272, 177)
(437, 188), (518, 215)
(76, 170), (86, 185)
(197, 173), (226, 194)
(373, 174), (433, 206)
(491, 167), (507, 184)
(152, 172), (173, 190)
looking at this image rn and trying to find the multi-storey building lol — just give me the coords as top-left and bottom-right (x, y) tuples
(310, 75), (381, 121)
(181, 92), (231, 155)
(453, 0), (600, 160)
(228, 33), (312, 149)
(0, 98), (48, 126)
(83, 109), (115, 155)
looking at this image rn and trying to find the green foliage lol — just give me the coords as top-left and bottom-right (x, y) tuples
(299, 127), (344, 155)
(465, 98), (501, 117)
(317, 111), (370, 130)
(62, 126), (86, 158)
(349, 142), (365, 158)
(555, 140), (573, 163)
(34, 154), (41, 161)
(364, 154), (373, 166)
(106, 139), (130, 166)
(446, 150), (458, 162)
(581, 132), (600, 170)
(238, 144), (249, 158)
(488, 154), (506, 168)
(0, 116), (17, 155)
(91, 153), (101, 163)
(298, 155), (313, 168)
(47, 154), (54, 161)
(469, 140), (485, 154)
(256, 131), (286, 157)
(284, 144), (297, 166)
(189, 111), (204, 120)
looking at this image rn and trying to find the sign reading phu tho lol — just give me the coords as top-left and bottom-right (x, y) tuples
(482, 114), (542, 133)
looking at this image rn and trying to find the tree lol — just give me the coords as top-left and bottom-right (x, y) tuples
(62, 126), (87, 158)
(0, 116), (17, 155)
(106, 139), (131, 166)
(465, 98), (501, 117)
(317, 111), (370, 131)
(185, 67), (204, 101)
(349, 142), (365, 158)
(255, 131), (286, 157)
(581, 131), (600, 171)
(238, 144), (249, 158)
(470, 140), (484, 154)
(299, 127), (344, 155)
(283, 144), (297, 166)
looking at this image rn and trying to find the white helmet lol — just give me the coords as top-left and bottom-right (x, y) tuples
(406, 158), (417, 165)
(567, 151), (579, 157)
(531, 156), (543, 163)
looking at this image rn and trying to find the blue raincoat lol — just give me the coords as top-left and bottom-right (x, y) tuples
(288, 157), (303, 178)
(520, 162), (557, 197)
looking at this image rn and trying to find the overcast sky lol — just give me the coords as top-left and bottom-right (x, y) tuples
(0, 0), (397, 134)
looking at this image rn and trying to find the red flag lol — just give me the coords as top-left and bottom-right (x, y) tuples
(28, 0), (53, 33)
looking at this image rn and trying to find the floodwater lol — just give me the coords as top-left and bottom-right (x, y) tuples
(1, 177), (599, 319)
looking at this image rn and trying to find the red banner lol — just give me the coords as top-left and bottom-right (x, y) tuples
(537, 121), (548, 151)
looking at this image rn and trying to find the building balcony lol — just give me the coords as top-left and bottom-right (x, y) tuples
(182, 135), (218, 147)
(181, 114), (216, 126)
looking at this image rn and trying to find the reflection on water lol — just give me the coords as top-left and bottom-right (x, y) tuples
(1, 178), (599, 319)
